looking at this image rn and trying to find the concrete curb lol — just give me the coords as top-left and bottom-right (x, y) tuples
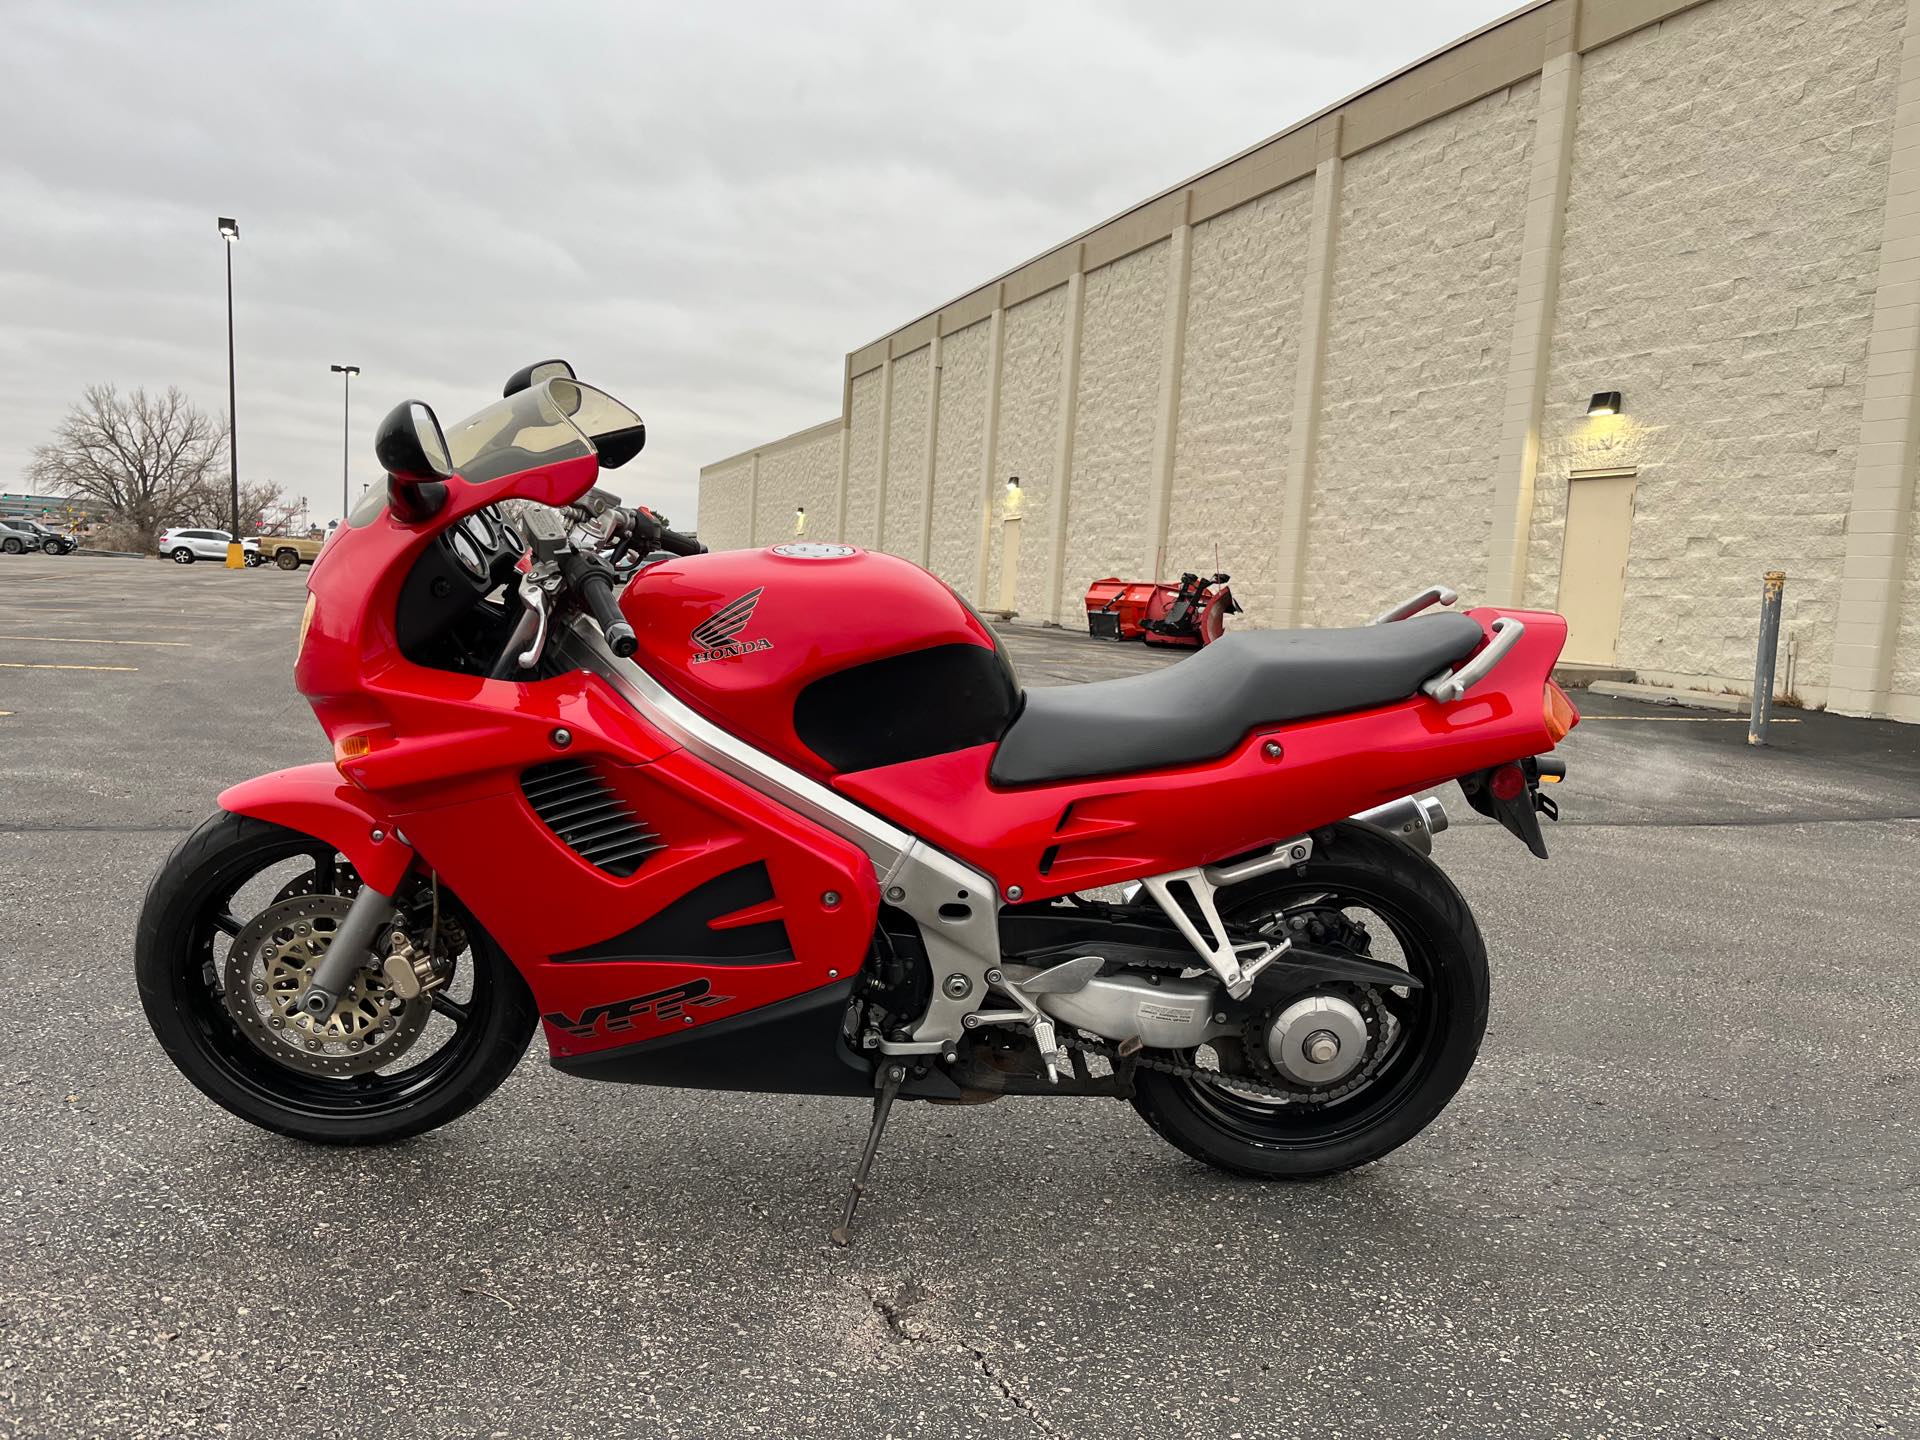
(1588, 680), (1748, 713)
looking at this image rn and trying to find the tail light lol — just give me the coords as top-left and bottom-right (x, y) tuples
(1543, 680), (1579, 744)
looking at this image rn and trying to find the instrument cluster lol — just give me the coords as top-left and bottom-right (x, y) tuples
(395, 504), (525, 671)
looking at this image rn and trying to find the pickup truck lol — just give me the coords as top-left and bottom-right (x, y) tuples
(247, 534), (326, 570)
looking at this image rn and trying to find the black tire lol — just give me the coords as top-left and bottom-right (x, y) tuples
(275, 549), (300, 570)
(1129, 821), (1489, 1180)
(2, 538), (20, 554)
(171, 547), (194, 564)
(136, 810), (538, 1144)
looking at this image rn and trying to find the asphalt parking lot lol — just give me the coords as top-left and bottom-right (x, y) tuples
(1, 551), (1916, 1439)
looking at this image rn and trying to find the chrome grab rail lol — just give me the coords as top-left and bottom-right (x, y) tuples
(1421, 615), (1525, 703)
(1368, 585), (1458, 625)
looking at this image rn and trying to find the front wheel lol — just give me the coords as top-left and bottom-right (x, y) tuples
(136, 811), (538, 1144)
(1129, 821), (1489, 1179)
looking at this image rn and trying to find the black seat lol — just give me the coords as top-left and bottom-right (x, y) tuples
(989, 612), (1485, 787)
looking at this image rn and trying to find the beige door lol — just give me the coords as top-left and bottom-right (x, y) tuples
(998, 515), (1022, 613)
(1556, 473), (1636, 666)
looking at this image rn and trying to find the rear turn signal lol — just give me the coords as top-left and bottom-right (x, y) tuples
(1543, 680), (1579, 744)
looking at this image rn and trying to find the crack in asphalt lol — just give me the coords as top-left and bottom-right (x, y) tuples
(855, 1278), (1068, 1440)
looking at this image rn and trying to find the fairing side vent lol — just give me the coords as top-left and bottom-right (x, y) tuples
(520, 760), (664, 877)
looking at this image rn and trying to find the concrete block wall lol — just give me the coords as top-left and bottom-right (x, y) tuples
(1059, 242), (1170, 615)
(988, 289), (1067, 606)
(1527, 0), (1902, 710)
(1309, 80), (1537, 627)
(700, 0), (1920, 721)
(882, 345), (930, 556)
(694, 455), (753, 550)
(843, 369), (883, 545)
(754, 424), (841, 544)
(928, 318), (991, 591)
(1167, 182), (1313, 618)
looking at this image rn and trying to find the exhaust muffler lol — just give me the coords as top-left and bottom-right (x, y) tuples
(1351, 794), (1448, 855)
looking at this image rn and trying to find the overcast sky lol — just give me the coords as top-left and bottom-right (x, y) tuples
(2, 0), (1515, 527)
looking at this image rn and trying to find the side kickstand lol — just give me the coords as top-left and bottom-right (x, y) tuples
(830, 1062), (906, 1248)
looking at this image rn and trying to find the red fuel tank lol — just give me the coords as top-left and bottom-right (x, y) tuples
(618, 543), (1020, 780)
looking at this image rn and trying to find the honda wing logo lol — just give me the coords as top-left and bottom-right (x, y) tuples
(689, 587), (772, 664)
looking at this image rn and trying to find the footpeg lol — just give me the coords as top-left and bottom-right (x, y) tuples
(984, 957), (1100, 1084)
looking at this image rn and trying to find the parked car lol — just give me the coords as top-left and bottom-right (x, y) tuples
(157, 527), (234, 563)
(20, 520), (74, 555)
(252, 533), (325, 570)
(0, 519), (43, 553)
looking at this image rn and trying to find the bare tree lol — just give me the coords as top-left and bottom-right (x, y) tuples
(25, 385), (229, 551)
(182, 476), (294, 536)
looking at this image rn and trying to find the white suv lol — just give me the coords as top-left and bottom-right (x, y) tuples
(158, 528), (233, 564)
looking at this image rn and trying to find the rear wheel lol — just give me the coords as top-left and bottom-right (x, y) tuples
(1129, 822), (1488, 1179)
(171, 547), (194, 564)
(2, 538), (21, 554)
(136, 811), (538, 1144)
(275, 549), (300, 570)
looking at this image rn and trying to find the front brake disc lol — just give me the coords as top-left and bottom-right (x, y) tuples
(221, 894), (427, 1077)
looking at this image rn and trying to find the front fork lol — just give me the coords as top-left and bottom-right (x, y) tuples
(297, 885), (401, 1016)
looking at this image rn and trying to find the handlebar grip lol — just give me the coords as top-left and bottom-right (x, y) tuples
(567, 557), (638, 658)
(657, 527), (706, 557)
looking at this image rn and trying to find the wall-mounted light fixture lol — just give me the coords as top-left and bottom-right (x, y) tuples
(1587, 390), (1622, 417)
(793, 505), (807, 536)
(1006, 476), (1021, 493)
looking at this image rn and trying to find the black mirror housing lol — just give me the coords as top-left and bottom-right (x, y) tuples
(374, 399), (454, 522)
(374, 400), (453, 482)
(503, 359), (576, 397)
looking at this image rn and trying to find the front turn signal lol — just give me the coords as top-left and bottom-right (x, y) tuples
(1543, 680), (1579, 744)
(332, 728), (391, 777)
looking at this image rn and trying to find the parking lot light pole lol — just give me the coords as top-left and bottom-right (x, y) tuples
(218, 217), (243, 568)
(330, 364), (360, 519)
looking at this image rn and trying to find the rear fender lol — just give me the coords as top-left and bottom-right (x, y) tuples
(217, 763), (415, 894)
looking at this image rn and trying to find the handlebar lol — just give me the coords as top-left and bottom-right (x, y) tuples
(502, 502), (703, 670)
(653, 524), (705, 557)
(561, 552), (637, 658)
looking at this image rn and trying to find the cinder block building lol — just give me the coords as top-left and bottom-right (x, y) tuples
(698, 0), (1920, 722)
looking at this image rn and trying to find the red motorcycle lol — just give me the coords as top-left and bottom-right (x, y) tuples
(137, 362), (1579, 1243)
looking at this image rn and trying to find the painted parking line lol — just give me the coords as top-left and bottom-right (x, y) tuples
(0, 661), (138, 672)
(0, 635), (190, 647)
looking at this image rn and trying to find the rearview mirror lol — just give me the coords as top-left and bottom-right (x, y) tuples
(503, 358), (576, 397)
(374, 400), (453, 482)
(374, 399), (453, 522)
